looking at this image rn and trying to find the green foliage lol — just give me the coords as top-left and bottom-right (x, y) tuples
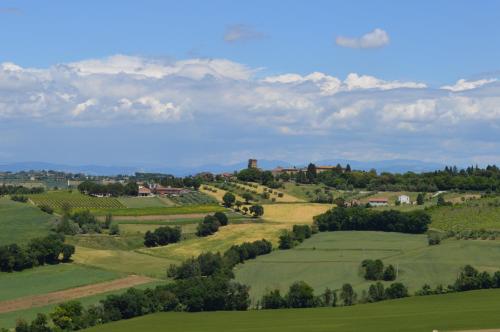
(196, 215), (221, 237)
(144, 226), (181, 247)
(0, 234), (75, 273)
(249, 204), (264, 217)
(314, 207), (431, 234)
(285, 281), (316, 308)
(340, 283), (357, 306)
(222, 192), (236, 207)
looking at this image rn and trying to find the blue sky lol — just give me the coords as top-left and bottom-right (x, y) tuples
(1, 0), (500, 168)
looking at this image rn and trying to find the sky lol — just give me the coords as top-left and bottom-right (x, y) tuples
(1, 0), (500, 168)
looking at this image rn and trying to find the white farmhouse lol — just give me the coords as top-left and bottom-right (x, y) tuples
(398, 195), (411, 205)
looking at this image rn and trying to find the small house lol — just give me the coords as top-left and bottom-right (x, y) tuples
(398, 195), (411, 205)
(138, 186), (153, 197)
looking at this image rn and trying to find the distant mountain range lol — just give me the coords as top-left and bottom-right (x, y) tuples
(0, 159), (448, 176)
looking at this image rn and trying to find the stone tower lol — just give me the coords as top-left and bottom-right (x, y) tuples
(248, 159), (257, 169)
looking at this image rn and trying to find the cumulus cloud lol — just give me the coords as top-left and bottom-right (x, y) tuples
(336, 28), (390, 49)
(224, 24), (264, 43)
(0, 54), (499, 164)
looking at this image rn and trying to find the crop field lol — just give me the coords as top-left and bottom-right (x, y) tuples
(29, 191), (124, 211)
(84, 289), (500, 332)
(0, 197), (55, 244)
(235, 231), (500, 302)
(261, 203), (332, 224)
(0, 264), (120, 302)
(430, 197), (500, 231)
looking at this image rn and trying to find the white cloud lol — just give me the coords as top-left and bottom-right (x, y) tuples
(1, 54), (500, 165)
(441, 78), (497, 92)
(336, 28), (390, 49)
(224, 24), (264, 43)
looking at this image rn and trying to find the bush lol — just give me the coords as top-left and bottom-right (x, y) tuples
(144, 226), (181, 247)
(196, 215), (221, 237)
(213, 212), (228, 226)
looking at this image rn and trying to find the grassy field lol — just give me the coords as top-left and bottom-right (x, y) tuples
(85, 289), (500, 332)
(0, 197), (55, 244)
(89, 204), (225, 216)
(139, 222), (284, 261)
(72, 246), (176, 278)
(0, 264), (120, 302)
(0, 280), (164, 329)
(235, 231), (500, 302)
(430, 196), (500, 231)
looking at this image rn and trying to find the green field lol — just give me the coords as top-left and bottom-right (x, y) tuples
(235, 231), (500, 302)
(0, 197), (55, 244)
(430, 196), (500, 231)
(0, 280), (164, 329)
(85, 288), (500, 332)
(89, 204), (225, 216)
(29, 191), (124, 211)
(117, 196), (171, 208)
(0, 264), (120, 301)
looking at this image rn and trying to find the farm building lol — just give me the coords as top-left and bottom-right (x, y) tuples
(138, 186), (153, 197)
(398, 195), (411, 204)
(152, 185), (190, 196)
(368, 198), (389, 207)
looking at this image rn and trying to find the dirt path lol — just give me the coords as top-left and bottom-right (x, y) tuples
(0, 275), (155, 314)
(98, 213), (207, 221)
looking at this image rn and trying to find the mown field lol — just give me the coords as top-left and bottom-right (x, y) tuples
(0, 264), (120, 302)
(0, 197), (55, 244)
(85, 289), (500, 332)
(235, 231), (500, 302)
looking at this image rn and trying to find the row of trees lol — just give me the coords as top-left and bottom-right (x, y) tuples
(0, 234), (74, 273)
(144, 226), (182, 247)
(313, 207), (431, 234)
(260, 280), (408, 309)
(77, 181), (139, 197)
(11, 239), (274, 331)
(0, 185), (44, 195)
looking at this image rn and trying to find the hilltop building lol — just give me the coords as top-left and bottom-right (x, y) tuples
(248, 159), (258, 169)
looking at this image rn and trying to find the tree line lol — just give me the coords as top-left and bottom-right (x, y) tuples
(77, 181), (138, 197)
(286, 163), (500, 192)
(0, 185), (44, 195)
(10, 239), (273, 331)
(313, 207), (431, 234)
(0, 234), (75, 273)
